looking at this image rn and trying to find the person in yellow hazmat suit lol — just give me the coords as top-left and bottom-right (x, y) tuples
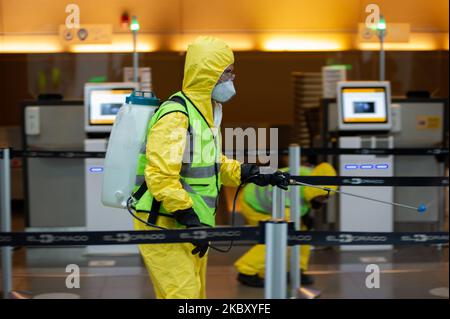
(130, 36), (290, 299)
(234, 163), (337, 288)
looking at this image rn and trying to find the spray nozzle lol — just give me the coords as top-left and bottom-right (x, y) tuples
(417, 204), (427, 214)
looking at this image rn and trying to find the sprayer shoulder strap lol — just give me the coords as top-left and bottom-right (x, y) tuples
(155, 96), (189, 121)
(159, 95), (191, 134)
(133, 95), (190, 205)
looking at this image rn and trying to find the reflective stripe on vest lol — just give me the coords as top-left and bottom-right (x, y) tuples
(179, 180), (217, 209)
(180, 163), (220, 178)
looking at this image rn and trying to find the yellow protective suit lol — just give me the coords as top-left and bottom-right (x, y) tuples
(134, 36), (241, 299)
(234, 196), (311, 278)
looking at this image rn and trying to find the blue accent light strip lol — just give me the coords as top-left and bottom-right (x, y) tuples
(344, 164), (389, 170)
(89, 167), (104, 173)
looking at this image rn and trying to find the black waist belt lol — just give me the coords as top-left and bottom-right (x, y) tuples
(131, 182), (172, 224)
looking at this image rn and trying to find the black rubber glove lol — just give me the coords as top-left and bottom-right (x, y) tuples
(173, 208), (209, 258)
(190, 240), (209, 258)
(173, 207), (201, 227)
(240, 163), (260, 183)
(240, 164), (290, 190)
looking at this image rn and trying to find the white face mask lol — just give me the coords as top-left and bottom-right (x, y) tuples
(211, 80), (236, 103)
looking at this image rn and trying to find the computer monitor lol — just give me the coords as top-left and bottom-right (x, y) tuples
(337, 81), (392, 131)
(84, 82), (139, 133)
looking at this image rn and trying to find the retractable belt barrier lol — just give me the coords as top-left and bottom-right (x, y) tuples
(1, 147), (449, 300)
(0, 225), (448, 247)
(0, 146), (449, 298)
(2, 150), (106, 159)
(0, 148), (448, 159)
(225, 148), (450, 157)
(0, 148), (447, 247)
(290, 176), (448, 187)
(0, 149), (448, 187)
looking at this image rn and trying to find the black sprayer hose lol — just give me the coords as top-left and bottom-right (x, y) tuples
(127, 175), (260, 253)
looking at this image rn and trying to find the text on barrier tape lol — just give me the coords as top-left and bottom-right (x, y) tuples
(290, 176), (449, 187)
(0, 148), (449, 159)
(0, 228), (448, 247)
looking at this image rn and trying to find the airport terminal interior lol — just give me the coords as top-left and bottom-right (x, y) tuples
(0, 0), (449, 300)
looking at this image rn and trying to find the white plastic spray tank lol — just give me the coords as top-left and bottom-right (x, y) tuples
(102, 91), (159, 208)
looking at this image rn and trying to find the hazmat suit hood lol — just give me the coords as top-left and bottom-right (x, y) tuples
(182, 36), (234, 127)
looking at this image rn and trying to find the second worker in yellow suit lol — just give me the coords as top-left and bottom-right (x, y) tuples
(234, 163), (337, 288)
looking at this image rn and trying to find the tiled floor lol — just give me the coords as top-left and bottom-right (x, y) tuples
(3, 244), (448, 299)
(2, 208), (448, 299)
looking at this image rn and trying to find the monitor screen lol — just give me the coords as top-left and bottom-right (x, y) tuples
(89, 89), (134, 125)
(341, 87), (388, 124)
